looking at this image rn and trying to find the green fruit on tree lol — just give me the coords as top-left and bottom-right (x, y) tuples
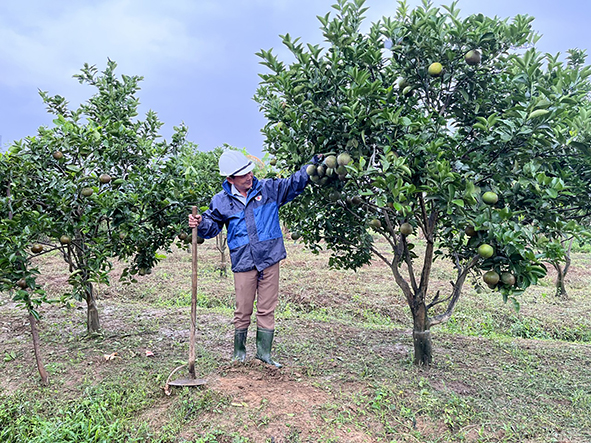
(500, 272), (516, 286)
(269, 158), (277, 166)
(291, 231), (301, 241)
(482, 191), (498, 205)
(306, 164), (317, 176)
(316, 165), (326, 178)
(81, 187), (94, 197)
(465, 49), (481, 66)
(52, 151), (64, 160)
(465, 226), (477, 237)
(400, 222), (413, 236)
(477, 243), (494, 259)
(351, 196), (362, 206)
(483, 270), (500, 286)
(31, 244), (43, 254)
(17, 279), (27, 289)
(336, 165), (347, 176)
(369, 219), (382, 229)
(397, 78), (409, 89)
(428, 62), (443, 77)
(178, 232), (188, 241)
(328, 190), (341, 202)
(59, 235), (71, 245)
(99, 173), (111, 184)
(196, 236), (205, 245)
(337, 152), (351, 166)
(324, 155), (337, 169)
(402, 85), (414, 97)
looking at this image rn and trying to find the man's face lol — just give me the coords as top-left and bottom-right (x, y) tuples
(227, 171), (253, 194)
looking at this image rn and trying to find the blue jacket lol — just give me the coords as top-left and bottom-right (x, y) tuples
(197, 165), (310, 273)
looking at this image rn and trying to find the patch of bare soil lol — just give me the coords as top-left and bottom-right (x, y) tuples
(173, 363), (376, 442)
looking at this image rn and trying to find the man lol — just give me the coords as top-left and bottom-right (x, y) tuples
(189, 150), (320, 367)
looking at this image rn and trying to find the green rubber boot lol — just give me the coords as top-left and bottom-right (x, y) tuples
(233, 328), (248, 363)
(255, 328), (282, 368)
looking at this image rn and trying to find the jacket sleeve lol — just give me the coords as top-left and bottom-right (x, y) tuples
(197, 201), (225, 239)
(275, 164), (310, 207)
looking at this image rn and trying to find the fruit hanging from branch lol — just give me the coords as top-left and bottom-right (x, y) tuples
(478, 244), (494, 259)
(482, 191), (498, 205)
(80, 187), (94, 197)
(500, 272), (516, 286)
(369, 219), (382, 229)
(99, 174), (112, 184)
(483, 270), (500, 286)
(324, 155), (338, 169)
(428, 62), (443, 77)
(337, 152), (351, 166)
(465, 226), (477, 237)
(400, 222), (413, 236)
(465, 49), (481, 66)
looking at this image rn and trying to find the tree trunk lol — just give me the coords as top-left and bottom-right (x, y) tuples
(554, 240), (573, 299)
(412, 302), (432, 367)
(28, 313), (49, 385)
(216, 231), (228, 277)
(553, 262), (568, 298)
(552, 254), (571, 299)
(85, 281), (101, 334)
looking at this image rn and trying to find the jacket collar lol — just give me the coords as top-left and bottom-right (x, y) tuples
(222, 176), (261, 203)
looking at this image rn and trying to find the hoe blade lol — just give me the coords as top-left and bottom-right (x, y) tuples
(167, 378), (207, 387)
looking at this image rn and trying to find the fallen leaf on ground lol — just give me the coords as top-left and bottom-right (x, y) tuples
(103, 352), (118, 361)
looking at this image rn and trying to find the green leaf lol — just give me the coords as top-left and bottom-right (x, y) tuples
(545, 188), (558, 198)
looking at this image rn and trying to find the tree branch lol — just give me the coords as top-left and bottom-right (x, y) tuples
(430, 254), (479, 326)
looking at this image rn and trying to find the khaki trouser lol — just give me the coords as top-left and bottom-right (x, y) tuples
(233, 262), (280, 330)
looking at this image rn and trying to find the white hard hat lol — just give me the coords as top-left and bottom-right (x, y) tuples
(218, 150), (255, 176)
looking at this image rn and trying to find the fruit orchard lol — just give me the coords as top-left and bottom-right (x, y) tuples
(255, 0), (591, 365)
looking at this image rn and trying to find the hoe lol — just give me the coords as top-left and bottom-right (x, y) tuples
(164, 206), (207, 394)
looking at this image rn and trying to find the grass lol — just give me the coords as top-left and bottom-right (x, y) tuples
(1, 237), (591, 442)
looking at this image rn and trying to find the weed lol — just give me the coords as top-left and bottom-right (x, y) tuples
(0, 385), (154, 443)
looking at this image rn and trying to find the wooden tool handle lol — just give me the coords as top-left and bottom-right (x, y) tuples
(188, 206), (198, 378)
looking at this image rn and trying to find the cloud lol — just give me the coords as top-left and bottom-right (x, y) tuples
(0, 0), (211, 89)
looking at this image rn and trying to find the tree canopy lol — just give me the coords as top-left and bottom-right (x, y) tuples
(255, 0), (591, 365)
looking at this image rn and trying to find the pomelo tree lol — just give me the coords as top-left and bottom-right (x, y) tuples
(533, 72), (591, 298)
(255, 0), (591, 365)
(1, 60), (189, 335)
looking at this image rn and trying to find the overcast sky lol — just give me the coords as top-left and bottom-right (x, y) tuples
(1, 0), (590, 160)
